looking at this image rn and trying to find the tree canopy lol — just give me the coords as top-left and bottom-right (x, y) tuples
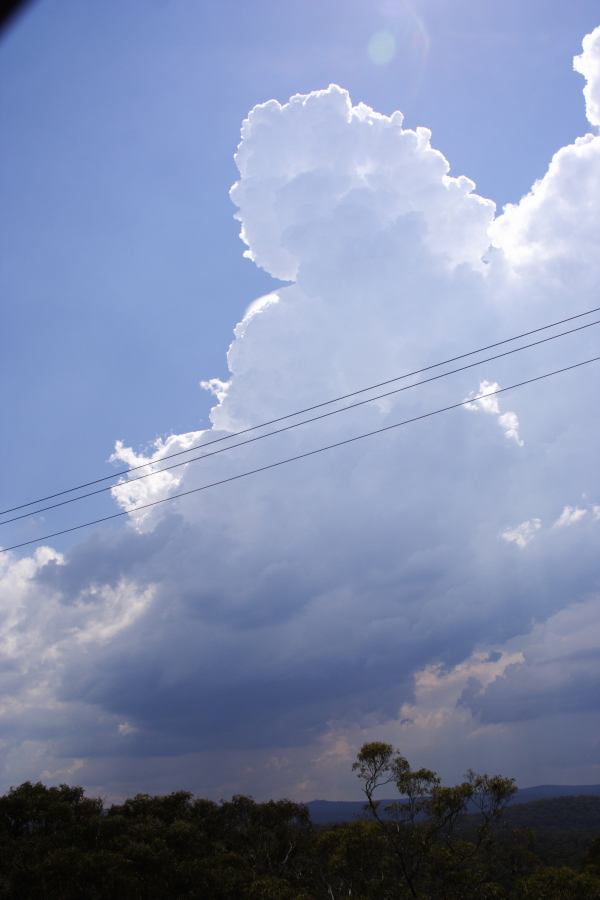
(0, 745), (598, 898)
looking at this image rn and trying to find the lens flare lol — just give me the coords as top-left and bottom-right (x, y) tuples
(368, 29), (397, 66)
(366, 4), (430, 106)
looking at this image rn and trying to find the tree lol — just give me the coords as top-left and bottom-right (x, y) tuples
(585, 836), (600, 876)
(352, 741), (516, 898)
(513, 866), (600, 899)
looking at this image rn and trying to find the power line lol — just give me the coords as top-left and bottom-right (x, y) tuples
(2, 316), (599, 528)
(2, 302), (600, 518)
(2, 354), (598, 554)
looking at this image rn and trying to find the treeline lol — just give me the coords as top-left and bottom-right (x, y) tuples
(0, 743), (599, 898)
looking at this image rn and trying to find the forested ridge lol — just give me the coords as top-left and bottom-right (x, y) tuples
(1, 743), (599, 899)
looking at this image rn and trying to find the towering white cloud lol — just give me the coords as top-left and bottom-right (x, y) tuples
(574, 25), (600, 128)
(490, 26), (600, 284)
(1, 28), (600, 799)
(230, 85), (495, 282)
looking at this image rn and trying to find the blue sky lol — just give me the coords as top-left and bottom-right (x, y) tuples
(2, 0), (599, 542)
(1, 2), (600, 800)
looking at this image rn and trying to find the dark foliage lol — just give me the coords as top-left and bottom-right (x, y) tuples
(501, 796), (600, 870)
(0, 748), (599, 898)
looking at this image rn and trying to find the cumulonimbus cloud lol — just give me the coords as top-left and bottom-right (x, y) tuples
(1, 27), (600, 799)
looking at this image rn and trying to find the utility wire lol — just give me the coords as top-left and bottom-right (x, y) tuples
(2, 303), (600, 518)
(2, 316), (599, 527)
(2, 354), (598, 554)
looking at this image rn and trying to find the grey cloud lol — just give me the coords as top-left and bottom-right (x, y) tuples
(2, 47), (600, 796)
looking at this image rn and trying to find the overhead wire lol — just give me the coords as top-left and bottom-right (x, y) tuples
(0, 306), (600, 516)
(1, 315), (599, 528)
(2, 354), (598, 554)
(2, 302), (600, 518)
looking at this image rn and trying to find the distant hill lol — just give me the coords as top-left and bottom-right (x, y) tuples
(513, 784), (600, 804)
(504, 794), (600, 832)
(307, 785), (600, 825)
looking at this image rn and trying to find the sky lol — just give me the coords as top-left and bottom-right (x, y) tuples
(1, 1), (600, 801)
